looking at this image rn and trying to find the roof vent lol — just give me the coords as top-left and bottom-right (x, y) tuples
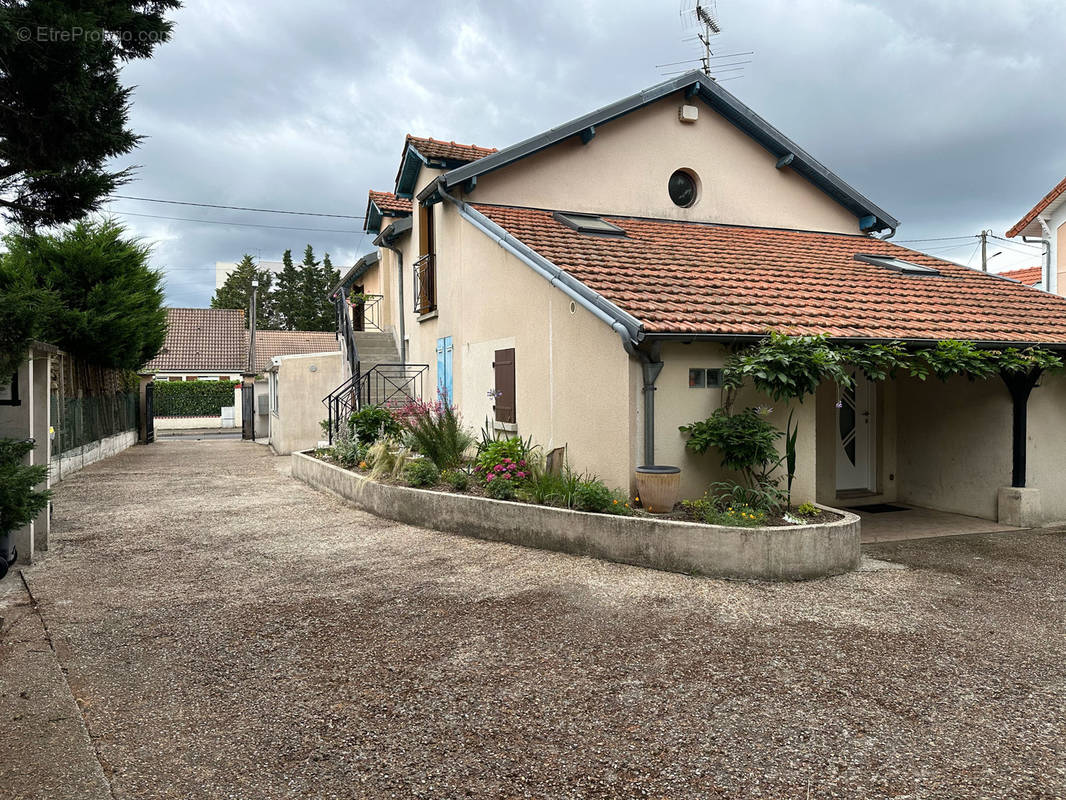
(553, 212), (626, 236)
(854, 253), (941, 276)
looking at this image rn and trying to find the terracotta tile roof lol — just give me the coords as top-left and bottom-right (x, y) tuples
(1006, 175), (1066, 238)
(368, 190), (411, 215)
(145, 308), (246, 372)
(253, 330), (339, 372)
(473, 204), (1066, 344)
(998, 266), (1042, 286)
(406, 135), (496, 163)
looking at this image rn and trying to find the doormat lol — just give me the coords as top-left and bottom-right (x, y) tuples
(848, 503), (909, 514)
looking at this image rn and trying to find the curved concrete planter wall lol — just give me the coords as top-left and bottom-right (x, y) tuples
(292, 452), (861, 581)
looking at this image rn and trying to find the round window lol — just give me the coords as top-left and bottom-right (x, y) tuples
(669, 169), (698, 208)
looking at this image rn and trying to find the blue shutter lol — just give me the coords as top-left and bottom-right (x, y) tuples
(436, 337), (453, 403)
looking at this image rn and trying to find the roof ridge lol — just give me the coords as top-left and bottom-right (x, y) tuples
(466, 202), (876, 240)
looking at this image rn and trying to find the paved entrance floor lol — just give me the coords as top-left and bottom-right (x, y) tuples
(854, 503), (1022, 543)
(1, 441), (1063, 799)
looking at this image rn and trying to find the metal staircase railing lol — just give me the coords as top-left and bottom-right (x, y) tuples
(323, 363), (429, 444)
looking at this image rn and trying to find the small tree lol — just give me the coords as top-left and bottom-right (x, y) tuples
(211, 254), (274, 328)
(1, 219), (166, 370)
(0, 0), (180, 228)
(0, 439), (51, 578)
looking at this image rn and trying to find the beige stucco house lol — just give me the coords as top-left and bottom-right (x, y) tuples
(1007, 176), (1066, 294)
(332, 72), (1066, 527)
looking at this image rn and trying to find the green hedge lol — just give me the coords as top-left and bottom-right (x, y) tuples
(154, 380), (240, 417)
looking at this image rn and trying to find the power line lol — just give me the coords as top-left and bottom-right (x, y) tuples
(895, 235), (975, 244)
(107, 208), (364, 235)
(109, 194), (365, 220)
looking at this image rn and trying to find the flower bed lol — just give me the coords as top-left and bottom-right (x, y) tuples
(293, 451), (861, 581)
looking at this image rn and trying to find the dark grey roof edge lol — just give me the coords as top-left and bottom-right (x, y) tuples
(441, 71), (899, 232)
(331, 251), (380, 298)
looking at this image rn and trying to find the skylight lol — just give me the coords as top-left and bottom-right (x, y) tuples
(854, 253), (941, 276)
(553, 212), (626, 236)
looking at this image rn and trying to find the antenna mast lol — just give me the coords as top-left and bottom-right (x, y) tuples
(694, 3), (721, 74)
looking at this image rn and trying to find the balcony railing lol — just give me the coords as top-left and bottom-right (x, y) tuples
(413, 253), (436, 315)
(349, 293), (384, 332)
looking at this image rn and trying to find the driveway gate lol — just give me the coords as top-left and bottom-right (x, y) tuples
(241, 383), (255, 440)
(144, 381), (155, 444)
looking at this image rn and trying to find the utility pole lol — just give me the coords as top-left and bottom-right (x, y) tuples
(248, 279), (258, 373)
(980, 229), (989, 272)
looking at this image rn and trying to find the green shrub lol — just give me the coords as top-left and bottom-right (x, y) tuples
(348, 405), (401, 447)
(571, 479), (632, 515)
(395, 399), (473, 470)
(403, 458), (440, 488)
(442, 468), (470, 492)
(0, 439), (52, 537)
(711, 479), (786, 515)
(703, 504), (767, 528)
(519, 467), (574, 506)
(573, 478), (613, 513)
(485, 477), (516, 501)
(796, 502), (821, 518)
(154, 380), (240, 417)
(679, 407), (782, 476)
(475, 436), (531, 476)
(683, 490), (768, 527)
(331, 427), (363, 469)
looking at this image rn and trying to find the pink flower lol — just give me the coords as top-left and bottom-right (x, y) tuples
(519, 460), (526, 467)
(486, 474), (495, 482)
(502, 472), (512, 480)
(516, 471), (526, 479)
(494, 464), (504, 472)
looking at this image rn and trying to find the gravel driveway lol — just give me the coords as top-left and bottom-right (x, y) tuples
(2, 440), (1063, 799)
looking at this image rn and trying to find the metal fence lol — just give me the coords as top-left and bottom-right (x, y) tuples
(50, 391), (138, 458)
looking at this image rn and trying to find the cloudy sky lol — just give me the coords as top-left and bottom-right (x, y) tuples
(106, 0), (1066, 306)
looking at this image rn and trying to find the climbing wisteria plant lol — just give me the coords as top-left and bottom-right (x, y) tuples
(683, 332), (1065, 514)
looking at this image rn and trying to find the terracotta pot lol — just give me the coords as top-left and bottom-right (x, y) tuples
(635, 465), (681, 514)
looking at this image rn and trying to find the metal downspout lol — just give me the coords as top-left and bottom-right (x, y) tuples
(623, 340), (663, 466)
(1023, 215), (1054, 293)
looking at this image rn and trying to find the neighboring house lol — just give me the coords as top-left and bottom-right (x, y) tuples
(1006, 175), (1066, 294)
(998, 266), (1042, 287)
(145, 307), (247, 383)
(252, 329), (339, 443)
(146, 307), (341, 439)
(332, 71), (1066, 527)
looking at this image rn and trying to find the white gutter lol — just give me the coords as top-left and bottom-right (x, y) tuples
(1038, 215), (1055, 294)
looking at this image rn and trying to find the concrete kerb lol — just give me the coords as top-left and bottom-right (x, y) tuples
(292, 451), (861, 581)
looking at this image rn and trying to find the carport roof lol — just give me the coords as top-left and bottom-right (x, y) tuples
(473, 203), (1066, 345)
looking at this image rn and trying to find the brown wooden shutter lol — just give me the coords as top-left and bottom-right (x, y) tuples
(493, 348), (516, 424)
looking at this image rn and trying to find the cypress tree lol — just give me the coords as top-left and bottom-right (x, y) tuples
(211, 255), (275, 329)
(272, 248), (300, 330)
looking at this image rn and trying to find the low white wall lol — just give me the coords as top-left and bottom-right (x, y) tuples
(50, 430), (138, 483)
(154, 415), (226, 430)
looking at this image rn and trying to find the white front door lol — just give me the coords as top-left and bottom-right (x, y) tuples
(836, 373), (876, 492)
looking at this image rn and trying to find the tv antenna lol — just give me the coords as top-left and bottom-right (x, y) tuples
(691, 2), (720, 73)
(660, 1), (752, 82)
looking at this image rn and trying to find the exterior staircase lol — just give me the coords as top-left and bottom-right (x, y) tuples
(352, 330), (401, 372)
